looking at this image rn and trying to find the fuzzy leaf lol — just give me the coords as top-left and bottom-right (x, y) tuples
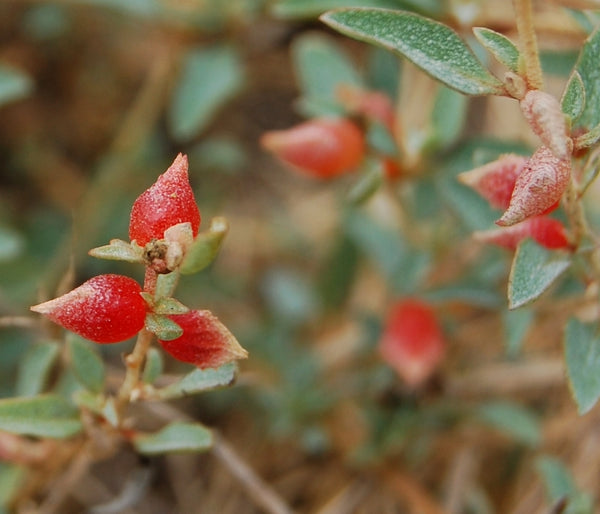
(508, 239), (571, 309)
(155, 271), (180, 300)
(180, 217), (229, 275)
(16, 342), (60, 397)
(575, 121), (600, 150)
(0, 394), (82, 438)
(565, 318), (600, 414)
(169, 46), (244, 141)
(562, 70), (585, 122)
(88, 239), (144, 263)
(67, 336), (105, 394)
(473, 27), (520, 72)
(157, 362), (238, 400)
(133, 422), (213, 455)
(153, 297), (190, 315)
(321, 8), (504, 96)
(145, 314), (183, 341)
(572, 25), (600, 133)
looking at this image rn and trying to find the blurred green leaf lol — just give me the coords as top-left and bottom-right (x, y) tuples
(346, 160), (385, 205)
(292, 33), (363, 117)
(503, 308), (534, 358)
(0, 227), (24, 262)
(536, 456), (594, 513)
(15, 342), (59, 397)
(67, 336), (105, 394)
(169, 45), (244, 141)
(508, 239), (571, 309)
(366, 46), (400, 100)
(321, 9), (504, 95)
(0, 464), (24, 509)
(540, 49), (579, 77)
(572, 26), (600, 131)
(133, 422), (213, 455)
(427, 85), (468, 150)
(438, 175), (497, 231)
(318, 234), (359, 310)
(562, 71), (585, 122)
(0, 64), (33, 107)
(261, 268), (320, 324)
(0, 394), (82, 438)
(157, 362), (238, 400)
(142, 348), (163, 384)
(473, 27), (519, 72)
(477, 401), (540, 446)
(272, 0), (400, 20)
(565, 318), (600, 415)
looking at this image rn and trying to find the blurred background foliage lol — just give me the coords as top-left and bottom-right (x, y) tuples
(0, 0), (599, 512)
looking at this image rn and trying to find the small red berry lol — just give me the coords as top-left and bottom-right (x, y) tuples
(158, 310), (248, 369)
(260, 118), (365, 179)
(129, 153), (201, 246)
(458, 154), (527, 210)
(497, 146), (571, 227)
(31, 275), (147, 343)
(379, 299), (445, 388)
(474, 216), (571, 250)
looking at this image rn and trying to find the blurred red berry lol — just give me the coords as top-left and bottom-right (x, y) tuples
(159, 310), (248, 369)
(474, 216), (571, 250)
(261, 118), (365, 179)
(337, 84), (396, 132)
(379, 299), (445, 388)
(31, 275), (147, 343)
(497, 146), (571, 226)
(129, 153), (201, 246)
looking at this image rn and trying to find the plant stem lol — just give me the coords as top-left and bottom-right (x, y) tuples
(512, 0), (543, 90)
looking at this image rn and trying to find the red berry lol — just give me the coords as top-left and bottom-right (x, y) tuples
(260, 118), (365, 179)
(458, 154), (527, 210)
(158, 310), (247, 369)
(129, 153), (201, 246)
(474, 216), (571, 250)
(379, 299), (445, 388)
(497, 146), (571, 227)
(31, 275), (147, 344)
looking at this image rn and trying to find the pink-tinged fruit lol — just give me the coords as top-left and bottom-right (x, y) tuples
(159, 310), (248, 369)
(31, 274), (147, 344)
(129, 153), (201, 246)
(497, 146), (571, 227)
(261, 118), (365, 179)
(474, 216), (571, 250)
(379, 299), (445, 388)
(520, 90), (572, 160)
(458, 154), (527, 210)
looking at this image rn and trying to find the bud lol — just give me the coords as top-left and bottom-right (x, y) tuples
(458, 154), (527, 210)
(379, 299), (445, 388)
(520, 90), (572, 160)
(474, 216), (571, 250)
(260, 118), (365, 179)
(129, 154), (201, 246)
(158, 310), (248, 369)
(497, 146), (571, 227)
(31, 275), (147, 343)
(337, 84), (395, 132)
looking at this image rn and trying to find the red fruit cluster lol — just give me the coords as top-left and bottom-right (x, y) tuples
(129, 153), (201, 246)
(379, 299), (445, 388)
(31, 275), (146, 344)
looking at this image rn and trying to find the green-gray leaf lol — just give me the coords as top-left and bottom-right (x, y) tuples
(16, 341), (60, 397)
(169, 46), (244, 141)
(145, 314), (183, 341)
(565, 318), (600, 414)
(321, 8), (504, 96)
(67, 336), (105, 394)
(473, 27), (520, 72)
(508, 239), (571, 309)
(572, 26), (600, 131)
(477, 401), (540, 446)
(180, 217), (229, 275)
(562, 70), (585, 122)
(88, 239), (144, 263)
(133, 422), (213, 455)
(0, 394), (82, 438)
(142, 348), (163, 384)
(157, 362), (238, 400)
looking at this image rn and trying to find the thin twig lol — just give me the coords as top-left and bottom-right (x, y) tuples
(0, 316), (38, 329)
(512, 0), (544, 90)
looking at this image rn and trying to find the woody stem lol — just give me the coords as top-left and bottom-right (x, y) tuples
(115, 267), (157, 421)
(512, 0), (543, 90)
